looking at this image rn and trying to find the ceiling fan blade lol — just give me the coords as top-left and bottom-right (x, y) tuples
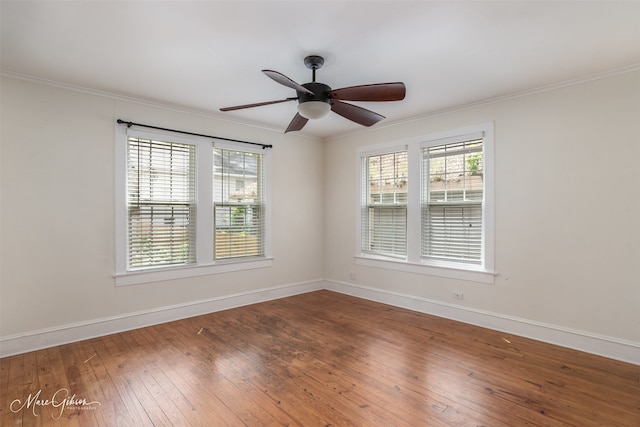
(331, 100), (385, 127)
(284, 113), (309, 133)
(329, 82), (406, 102)
(220, 97), (297, 111)
(263, 70), (314, 95)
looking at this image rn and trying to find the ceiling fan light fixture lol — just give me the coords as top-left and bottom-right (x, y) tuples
(297, 101), (331, 119)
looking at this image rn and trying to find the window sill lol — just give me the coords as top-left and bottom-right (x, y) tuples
(114, 257), (273, 286)
(354, 255), (495, 284)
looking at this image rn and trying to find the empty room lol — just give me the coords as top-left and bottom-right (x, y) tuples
(1, 1), (639, 426)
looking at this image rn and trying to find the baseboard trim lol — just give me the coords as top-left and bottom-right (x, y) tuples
(0, 280), (324, 358)
(2, 279), (638, 365)
(324, 280), (640, 365)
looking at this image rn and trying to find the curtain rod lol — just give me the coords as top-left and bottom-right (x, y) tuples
(116, 119), (273, 149)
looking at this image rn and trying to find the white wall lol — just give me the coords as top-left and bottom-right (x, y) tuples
(0, 76), (325, 339)
(324, 71), (640, 347)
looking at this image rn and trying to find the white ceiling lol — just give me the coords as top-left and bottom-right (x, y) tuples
(2, 1), (640, 138)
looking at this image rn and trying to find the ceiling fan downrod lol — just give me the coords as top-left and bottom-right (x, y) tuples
(304, 55), (324, 82)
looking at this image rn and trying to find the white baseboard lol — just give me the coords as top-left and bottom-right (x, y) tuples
(0, 280), (324, 358)
(2, 278), (638, 365)
(324, 280), (640, 366)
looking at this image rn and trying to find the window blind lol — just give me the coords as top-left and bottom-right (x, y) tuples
(422, 138), (483, 264)
(361, 151), (408, 257)
(127, 137), (196, 269)
(213, 148), (264, 260)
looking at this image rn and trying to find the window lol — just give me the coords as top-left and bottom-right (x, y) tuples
(115, 126), (271, 286)
(214, 148), (264, 260)
(357, 123), (494, 283)
(127, 137), (196, 269)
(422, 138), (483, 263)
(361, 151), (408, 257)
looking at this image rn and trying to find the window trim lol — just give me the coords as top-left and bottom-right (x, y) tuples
(115, 125), (272, 286)
(355, 123), (495, 284)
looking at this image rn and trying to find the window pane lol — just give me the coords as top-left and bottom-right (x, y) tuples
(127, 137), (196, 269)
(213, 148), (264, 260)
(362, 206), (407, 257)
(368, 151), (408, 205)
(214, 205), (263, 259)
(422, 204), (482, 262)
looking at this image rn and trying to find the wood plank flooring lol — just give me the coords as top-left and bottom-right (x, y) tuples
(1, 290), (639, 426)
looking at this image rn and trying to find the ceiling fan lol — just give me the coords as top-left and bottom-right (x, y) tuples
(220, 55), (406, 133)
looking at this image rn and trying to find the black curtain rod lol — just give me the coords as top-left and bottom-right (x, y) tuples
(116, 119), (273, 149)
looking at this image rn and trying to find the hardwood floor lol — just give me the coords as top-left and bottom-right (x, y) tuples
(1, 290), (638, 426)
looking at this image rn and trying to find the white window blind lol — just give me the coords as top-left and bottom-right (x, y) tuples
(361, 151), (408, 257)
(213, 148), (264, 260)
(127, 137), (196, 269)
(422, 138), (484, 264)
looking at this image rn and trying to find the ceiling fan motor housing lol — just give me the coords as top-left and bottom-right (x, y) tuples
(297, 82), (331, 105)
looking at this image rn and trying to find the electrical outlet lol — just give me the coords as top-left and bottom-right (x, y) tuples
(453, 291), (464, 300)
(349, 272), (357, 281)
